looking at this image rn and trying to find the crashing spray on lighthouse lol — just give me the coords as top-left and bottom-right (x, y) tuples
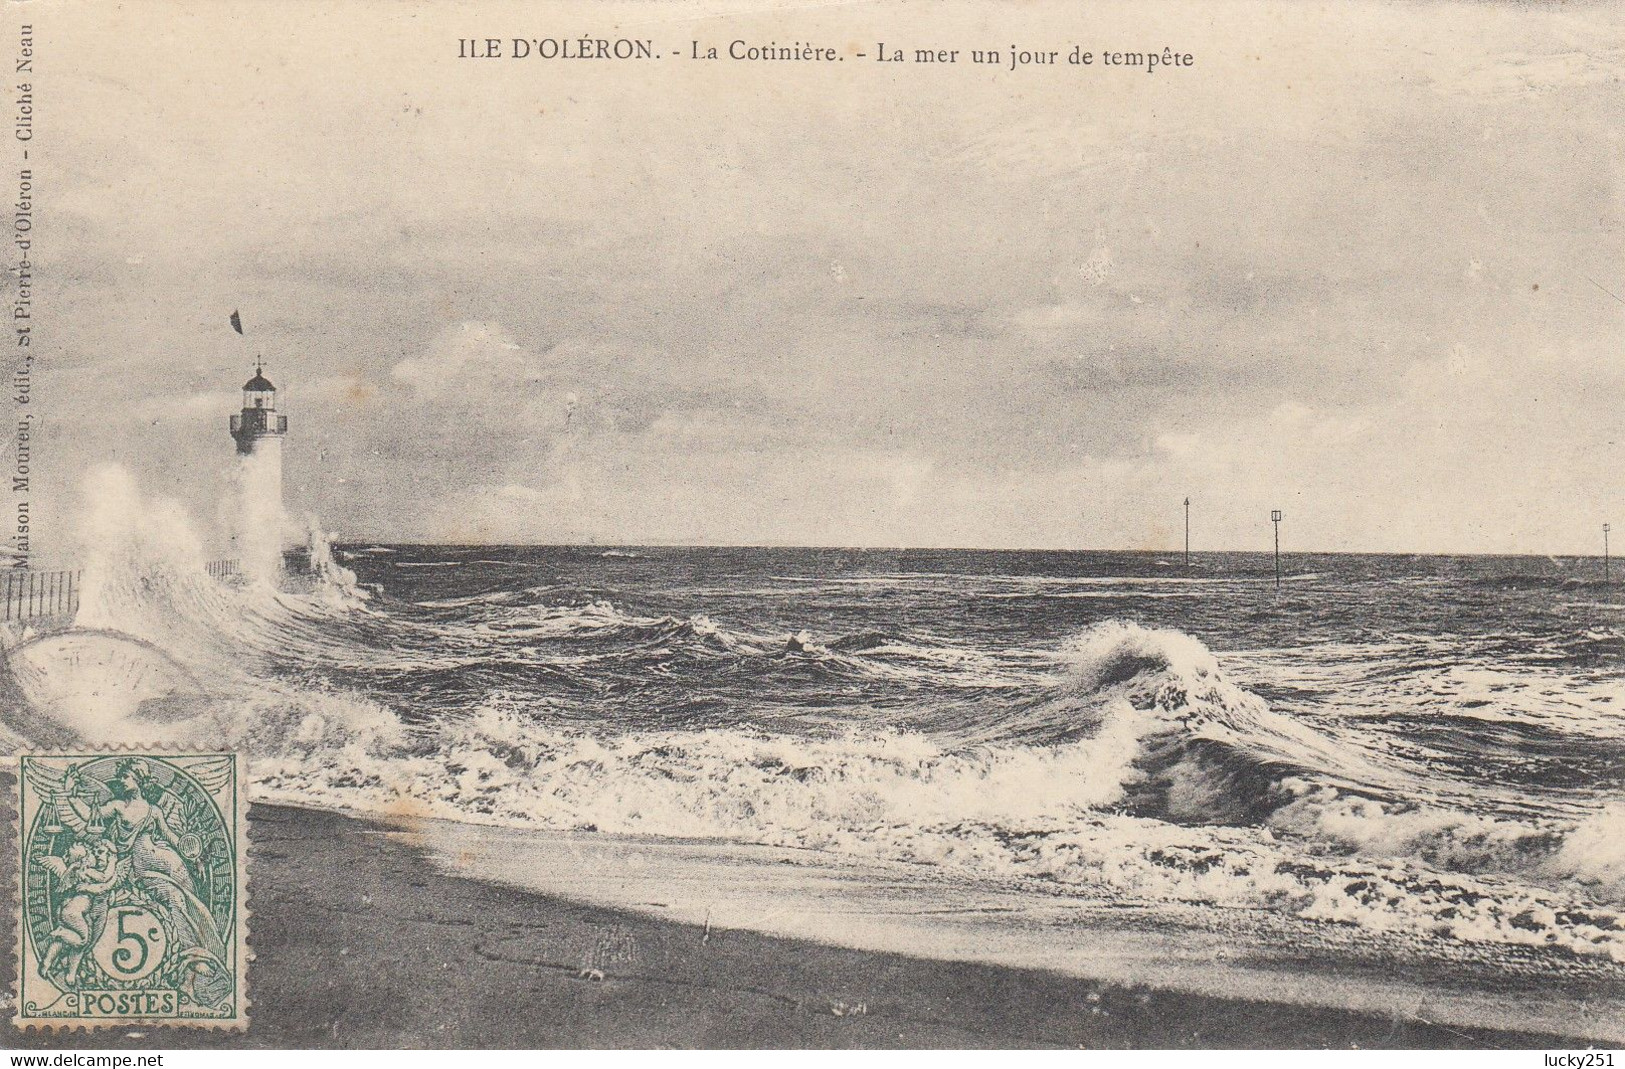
(228, 360), (289, 582)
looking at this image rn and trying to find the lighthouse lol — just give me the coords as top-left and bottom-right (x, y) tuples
(228, 362), (289, 581)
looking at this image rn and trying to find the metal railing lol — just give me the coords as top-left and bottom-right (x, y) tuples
(1, 568), (79, 622)
(229, 413), (287, 436)
(0, 559), (243, 623)
(205, 559), (242, 580)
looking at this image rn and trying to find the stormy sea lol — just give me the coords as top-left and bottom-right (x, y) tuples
(5, 497), (1624, 1032)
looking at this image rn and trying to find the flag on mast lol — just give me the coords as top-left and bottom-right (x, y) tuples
(230, 310), (243, 335)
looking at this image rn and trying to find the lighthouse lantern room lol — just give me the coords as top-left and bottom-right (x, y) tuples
(230, 361), (288, 453)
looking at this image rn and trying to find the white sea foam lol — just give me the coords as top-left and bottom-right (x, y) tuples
(6, 469), (1625, 968)
(1546, 804), (1625, 897)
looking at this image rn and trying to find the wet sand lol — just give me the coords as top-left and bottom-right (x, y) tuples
(2, 802), (1605, 1049)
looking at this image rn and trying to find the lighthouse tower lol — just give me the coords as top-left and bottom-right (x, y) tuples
(228, 362), (289, 581)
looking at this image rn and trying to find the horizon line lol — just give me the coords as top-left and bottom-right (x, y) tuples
(324, 540), (1616, 561)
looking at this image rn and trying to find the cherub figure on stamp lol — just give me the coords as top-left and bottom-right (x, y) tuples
(15, 752), (248, 1028)
(34, 836), (118, 985)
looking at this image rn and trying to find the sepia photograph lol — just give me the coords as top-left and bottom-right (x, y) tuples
(1, 0), (1622, 1053)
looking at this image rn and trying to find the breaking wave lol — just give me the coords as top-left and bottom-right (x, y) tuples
(3, 469), (1623, 967)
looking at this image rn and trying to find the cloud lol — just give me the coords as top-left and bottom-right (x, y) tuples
(28, 0), (1625, 554)
(1427, 47), (1625, 98)
(427, 480), (587, 545)
(391, 321), (532, 395)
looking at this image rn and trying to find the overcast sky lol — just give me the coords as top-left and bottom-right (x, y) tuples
(22, 0), (1625, 554)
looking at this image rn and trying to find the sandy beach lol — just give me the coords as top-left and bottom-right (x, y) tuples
(3, 800), (1607, 1050)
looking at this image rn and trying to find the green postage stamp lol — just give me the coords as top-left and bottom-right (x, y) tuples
(14, 752), (249, 1029)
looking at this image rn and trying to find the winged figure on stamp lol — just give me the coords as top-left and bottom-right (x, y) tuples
(33, 837), (118, 984)
(33, 757), (234, 1008)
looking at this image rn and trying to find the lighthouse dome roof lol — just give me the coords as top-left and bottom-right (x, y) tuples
(243, 372), (275, 392)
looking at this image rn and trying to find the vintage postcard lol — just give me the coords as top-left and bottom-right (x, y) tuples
(14, 751), (247, 1029)
(0, 0), (1622, 1054)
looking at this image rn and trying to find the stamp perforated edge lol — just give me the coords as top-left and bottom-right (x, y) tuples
(11, 747), (252, 1032)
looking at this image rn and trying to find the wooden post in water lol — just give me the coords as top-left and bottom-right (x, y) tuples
(1271, 510), (1283, 592)
(1184, 497), (1191, 568)
(1606, 524), (1612, 584)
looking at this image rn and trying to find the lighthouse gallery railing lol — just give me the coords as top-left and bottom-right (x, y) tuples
(229, 413), (287, 435)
